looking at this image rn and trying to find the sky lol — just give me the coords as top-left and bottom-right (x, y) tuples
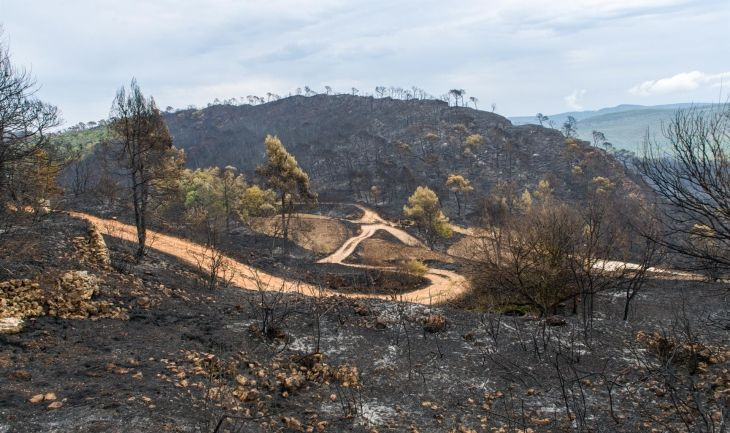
(1, 0), (729, 126)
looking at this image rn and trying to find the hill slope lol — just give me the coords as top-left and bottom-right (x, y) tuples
(57, 95), (643, 219)
(161, 95), (641, 217)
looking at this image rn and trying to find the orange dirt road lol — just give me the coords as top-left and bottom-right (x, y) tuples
(69, 211), (468, 304)
(318, 204), (468, 303)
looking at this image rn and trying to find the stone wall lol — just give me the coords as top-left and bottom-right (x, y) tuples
(72, 222), (111, 269)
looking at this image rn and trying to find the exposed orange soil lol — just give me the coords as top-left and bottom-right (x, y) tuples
(68, 209), (469, 304)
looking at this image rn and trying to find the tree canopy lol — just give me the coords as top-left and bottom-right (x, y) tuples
(446, 174), (473, 218)
(403, 186), (452, 248)
(257, 135), (316, 239)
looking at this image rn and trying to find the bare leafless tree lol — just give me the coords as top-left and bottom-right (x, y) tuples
(106, 79), (183, 259)
(469, 199), (582, 317)
(0, 29), (60, 209)
(639, 104), (730, 277)
(189, 222), (235, 290)
(621, 233), (662, 321)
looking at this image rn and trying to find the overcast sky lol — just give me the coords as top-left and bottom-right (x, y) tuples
(2, 0), (728, 125)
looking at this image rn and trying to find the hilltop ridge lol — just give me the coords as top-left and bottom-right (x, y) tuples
(157, 94), (641, 218)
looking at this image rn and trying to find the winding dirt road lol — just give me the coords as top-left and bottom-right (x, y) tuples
(319, 224), (422, 264)
(317, 205), (467, 303)
(69, 206), (468, 304)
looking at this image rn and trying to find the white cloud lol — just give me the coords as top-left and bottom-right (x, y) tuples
(629, 71), (730, 96)
(2, 0), (728, 122)
(564, 48), (599, 66)
(564, 89), (587, 110)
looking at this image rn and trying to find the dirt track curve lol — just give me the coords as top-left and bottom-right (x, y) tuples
(318, 205), (468, 303)
(69, 207), (468, 304)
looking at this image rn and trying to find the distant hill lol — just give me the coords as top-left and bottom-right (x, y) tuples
(59, 94), (644, 219)
(51, 125), (109, 156)
(510, 103), (717, 153)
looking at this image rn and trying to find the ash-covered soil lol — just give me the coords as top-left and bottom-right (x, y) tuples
(1, 213), (728, 433)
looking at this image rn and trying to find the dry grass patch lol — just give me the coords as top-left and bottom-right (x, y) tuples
(447, 236), (479, 260)
(250, 214), (355, 254)
(348, 237), (453, 267)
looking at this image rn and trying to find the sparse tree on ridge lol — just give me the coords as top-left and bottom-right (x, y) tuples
(448, 89), (465, 107)
(257, 135), (316, 240)
(536, 113), (549, 126)
(562, 116), (578, 137)
(592, 130), (607, 148)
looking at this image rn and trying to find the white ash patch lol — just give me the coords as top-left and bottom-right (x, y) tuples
(286, 335), (313, 354)
(0, 317), (24, 334)
(375, 302), (434, 324)
(357, 401), (397, 426)
(287, 333), (367, 357)
(225, 319), (259, 331)
(373, 344), (399, 370)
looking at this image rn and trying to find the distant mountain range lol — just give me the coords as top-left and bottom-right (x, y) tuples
(509, 103), (717, 153)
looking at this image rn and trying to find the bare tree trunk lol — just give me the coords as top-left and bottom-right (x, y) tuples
(622, 293), (631, 321)
(131, 171), (147, 260)
(281, 194), (288, 240)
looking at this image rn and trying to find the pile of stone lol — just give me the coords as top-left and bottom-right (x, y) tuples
(72, 223), (111, 269)
(0, 279), (44, 333)
(166, 349), (361, 418)
(0, 270), (128, 333)
(47, 271), (126, 320)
